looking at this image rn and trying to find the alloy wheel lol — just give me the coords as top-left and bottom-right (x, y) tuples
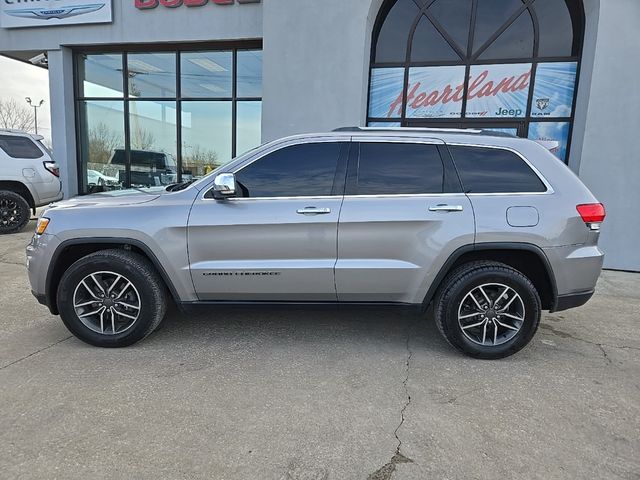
(457, 283), (525, 346)
(72, 271), (141, 335)
(0, 197), (21, 229)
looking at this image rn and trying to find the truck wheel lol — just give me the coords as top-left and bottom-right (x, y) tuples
(57, 249), (167, 347)
(0, 190), (30, 234)
(434, 261), (541, 359)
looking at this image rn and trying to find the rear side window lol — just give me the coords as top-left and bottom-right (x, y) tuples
(0, 135), (43, 159)
(235, 142), (342, 198)
(449, 146), (546, 193)
(357, 142), (444, 195)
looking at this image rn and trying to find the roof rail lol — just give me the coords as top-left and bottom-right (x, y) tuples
(332, 126), (517, 137)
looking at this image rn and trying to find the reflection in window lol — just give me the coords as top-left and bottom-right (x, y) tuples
(472, 0), (524, 53)
(128, 101), (178, 187)
(78, 100), (125, 193)
(181, 51), (232, 98)
(78, 54), (123, 98)
(128, 53), (176, 98)
(411, 15), (460, 62)
(235, 143), (342, 198)
(237, 50), (263, 97)
(76, 46), (262, 192)
(181, 101), (232, 178)
(237, 101), (262, 156)
(477, 10), (534, 60)
(528, 122), (571, 161)
(375, 0), (420, 63)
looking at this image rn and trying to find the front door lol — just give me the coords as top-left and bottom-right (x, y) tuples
(335, 137), (475, 304)
(188, 140), (348, 302)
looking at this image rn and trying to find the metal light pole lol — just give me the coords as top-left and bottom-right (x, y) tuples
(25, 97), (45, 135)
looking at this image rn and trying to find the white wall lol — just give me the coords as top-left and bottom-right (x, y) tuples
(573, 0), (640, 271)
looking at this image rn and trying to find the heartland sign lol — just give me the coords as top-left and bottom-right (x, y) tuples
(369, 64), (533, 119)
(135, 0), (259, 9)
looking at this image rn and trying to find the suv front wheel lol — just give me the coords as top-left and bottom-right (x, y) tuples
(57, 249), (167, 347)
(434, 261), (541, 359)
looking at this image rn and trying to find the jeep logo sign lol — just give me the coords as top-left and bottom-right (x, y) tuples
(135, 0), (259, 9)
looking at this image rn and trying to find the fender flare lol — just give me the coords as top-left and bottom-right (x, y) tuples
(421, 242), (558, 311)
(45, 237), (183, 314)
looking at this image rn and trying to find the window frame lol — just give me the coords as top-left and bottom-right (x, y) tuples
(73, 40), (262, 194)
(367, 0), (585, 164)
(445, 142), (553, 195)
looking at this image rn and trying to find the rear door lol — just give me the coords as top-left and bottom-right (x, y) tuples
(335, 137), (475, 304)
(188, 140), (348, 302)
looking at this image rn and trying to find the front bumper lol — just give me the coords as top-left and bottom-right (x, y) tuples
(26, 232), (60, 313)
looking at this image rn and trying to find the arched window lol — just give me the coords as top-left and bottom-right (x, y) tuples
(368, 0), (584, 162)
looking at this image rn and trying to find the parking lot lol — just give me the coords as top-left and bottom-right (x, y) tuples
(1, 219), (639, 480)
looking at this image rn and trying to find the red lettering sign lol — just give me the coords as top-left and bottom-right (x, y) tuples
(386, 69), (531, 118)
(135, 0), (259, 10)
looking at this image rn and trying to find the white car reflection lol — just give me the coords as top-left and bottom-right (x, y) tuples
(87, 169), (120, 187)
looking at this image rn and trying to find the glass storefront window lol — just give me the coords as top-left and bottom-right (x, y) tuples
(128, 101), (178, 187)
(78, 100), (125, 192)
(78, 54), (123, 98)
(127, 53), (177, 98)
(237, 50), (263, 98)
(181, 51), (232, 98)
(236, 101), (262, 155)
(368, 0), (583, 163)
(75, 45), (262, 193)
(181, 101), (232, 178)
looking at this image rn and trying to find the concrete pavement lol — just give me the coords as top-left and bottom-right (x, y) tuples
(1, 220), (639, 479)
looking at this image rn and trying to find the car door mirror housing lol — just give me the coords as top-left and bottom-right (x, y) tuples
(212, 173), (236, 199)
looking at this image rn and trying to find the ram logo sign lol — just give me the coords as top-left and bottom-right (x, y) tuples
(1, 0), (112, 28)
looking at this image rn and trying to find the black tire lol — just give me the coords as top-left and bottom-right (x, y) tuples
(434, 261), (541, 359)
(0, 190), (31, 234)
(57, 249), (167, 347)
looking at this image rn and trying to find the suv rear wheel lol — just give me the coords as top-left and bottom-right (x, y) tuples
(434, 261), (541, 359)
(0, 190), (30, 234)
(57, 249), (167, 347)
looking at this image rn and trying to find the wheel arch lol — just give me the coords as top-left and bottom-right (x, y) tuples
(45, 238), (182, 315)
(0, 180), (36, 211)
(422, 243), (558, 312)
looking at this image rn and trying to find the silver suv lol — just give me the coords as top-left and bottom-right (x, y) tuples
(0, 130), (63, 234)
(26, 128), (605, 358)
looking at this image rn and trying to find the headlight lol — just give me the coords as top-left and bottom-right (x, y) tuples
(35, 217), (50, 235)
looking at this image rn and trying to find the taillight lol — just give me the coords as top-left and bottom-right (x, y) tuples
(577, 203), (606, 230)
(43, 161), (60, 177)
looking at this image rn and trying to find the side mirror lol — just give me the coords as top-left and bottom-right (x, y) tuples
(212, 173), (236, 199)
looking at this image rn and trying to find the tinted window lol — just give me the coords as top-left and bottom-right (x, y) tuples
(449, 146), (546, 193)
(235, 142), (342, 198)
(0, 135), (43, 159)
(357, 143), (444, 195)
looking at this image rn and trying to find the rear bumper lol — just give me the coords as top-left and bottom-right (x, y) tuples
(552, 290), (595, 312)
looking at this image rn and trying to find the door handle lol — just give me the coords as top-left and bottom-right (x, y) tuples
(429, 204), (464, 212)
(296, 207), (331, 215)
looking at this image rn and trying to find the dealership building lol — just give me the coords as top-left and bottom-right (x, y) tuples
(0, 0), (638, 271)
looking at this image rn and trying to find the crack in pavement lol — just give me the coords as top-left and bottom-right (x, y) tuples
(368, 320), (414, 480)
(0, 335), (73, 370)
(540, 324), (639, 365)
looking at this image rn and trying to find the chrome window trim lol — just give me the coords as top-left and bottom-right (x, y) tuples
(445, 142), (555, 195)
